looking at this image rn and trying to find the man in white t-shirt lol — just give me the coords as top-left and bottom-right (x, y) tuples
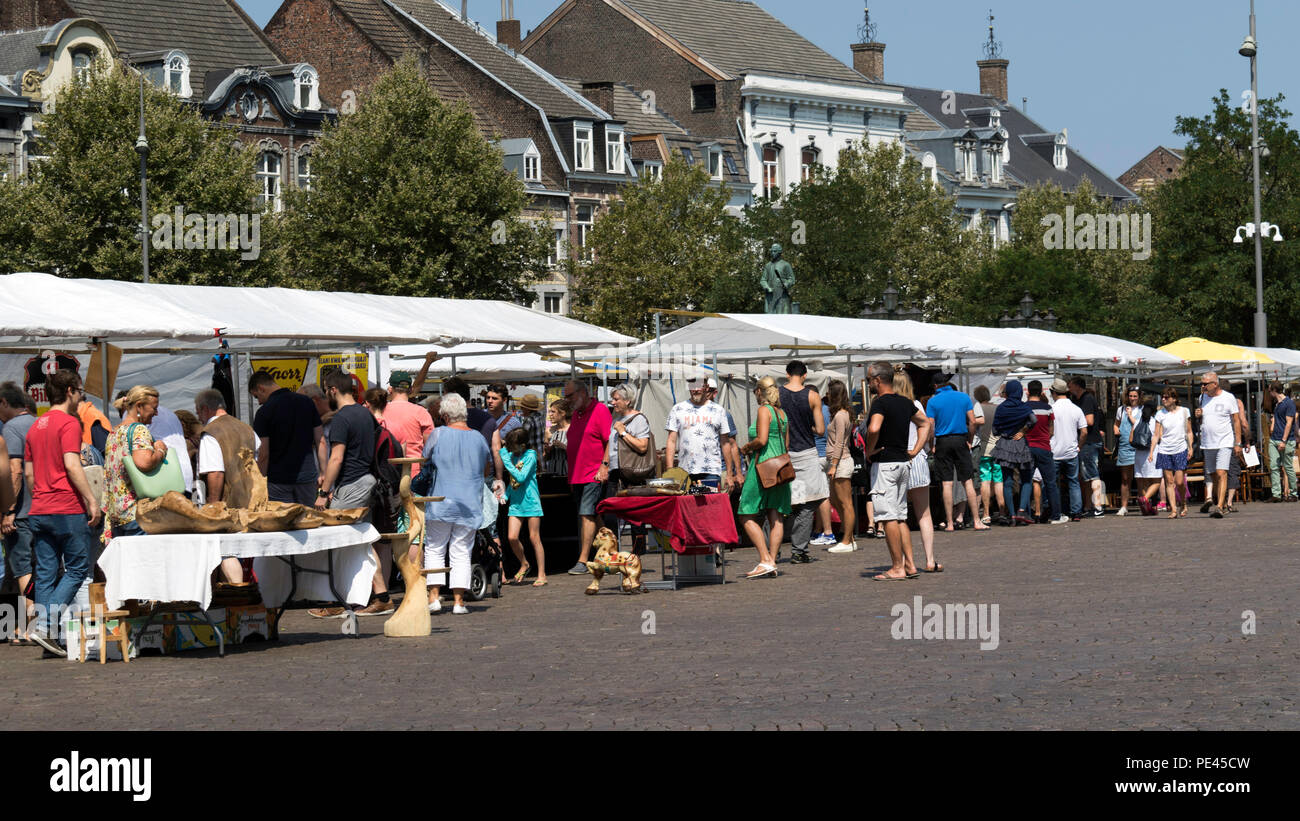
(1195, 370), (1241, 518)
(195, 389), (261, 582)
(1050, 379), (1088, 519)
(665, 377), (735, 490)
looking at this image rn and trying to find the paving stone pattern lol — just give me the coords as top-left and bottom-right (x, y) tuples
(4, 506), (1297, 730)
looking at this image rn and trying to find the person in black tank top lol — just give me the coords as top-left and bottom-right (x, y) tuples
(781, 361), (827, 563)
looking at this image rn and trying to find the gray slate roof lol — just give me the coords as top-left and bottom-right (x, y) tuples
(618, 0), (871, 85)
(903, 85), (1134, 202)
(0, 26), (54, 79)
(388, 0), (609, 121)
(59, 0), (283, 98)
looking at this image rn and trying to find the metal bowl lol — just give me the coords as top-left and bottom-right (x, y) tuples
(646, 478), (676, 489)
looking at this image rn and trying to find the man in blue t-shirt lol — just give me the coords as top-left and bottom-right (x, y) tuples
(925, 373), (988, 531)
(1267, 381), (1296, 502)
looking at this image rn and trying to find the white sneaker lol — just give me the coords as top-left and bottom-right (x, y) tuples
(1049, 515), (1070, 524)
(452, 604), (469, 615)
(1115, 507), (1128, 517)
(428, 599), (442, 614)
(809, 533), (834, 546)
(827, 542), (857, 553)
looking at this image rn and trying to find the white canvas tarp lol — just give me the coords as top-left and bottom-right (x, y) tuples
(0, 272), (635, 351)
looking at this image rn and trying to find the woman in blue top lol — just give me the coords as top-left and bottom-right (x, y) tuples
(423, 393), (493, 615)
(500, 427), (547, 587)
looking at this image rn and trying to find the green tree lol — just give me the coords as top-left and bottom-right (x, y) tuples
(954, 179), (1155, 341)
(277, 54), (548, 300)
(1145, 89), (1300, 347)
(571, 155), (752, 337)
(743, 140), (986, 318)
(8, 60), (261, 283)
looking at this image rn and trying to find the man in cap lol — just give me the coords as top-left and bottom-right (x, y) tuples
(383, 369), (434, 475)
(665, 375), (735, 491)
(1050, 378), (1088, 520)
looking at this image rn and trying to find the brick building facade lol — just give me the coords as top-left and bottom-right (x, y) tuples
(266, 0), (633, 314)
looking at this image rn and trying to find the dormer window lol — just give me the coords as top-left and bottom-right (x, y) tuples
(921, 152), (938, 185)
(1054, 133), (1068, 170)
(164, 51), (192, 98)
(294, 66), (320, 111)
(986, 141), (1003, 183)
(990, 109), (1001, 129)
(637, 160), (663, 181)
(524, 152), (541, 182)
(71, 48), (96, 85)
(959, 139), (977, 181)
(605, 126), (624, 173)
(574, 122), (593, 171)
(709, 146), (724, 180)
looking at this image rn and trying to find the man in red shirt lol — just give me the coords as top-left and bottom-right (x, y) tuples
(1025, 380), (1063, 524)
(563, 380), (612, 575)
(383, 370), (433, 476)
(23, 370), (101, 655)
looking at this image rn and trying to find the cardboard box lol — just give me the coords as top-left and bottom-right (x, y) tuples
(225, 604), (270, 643)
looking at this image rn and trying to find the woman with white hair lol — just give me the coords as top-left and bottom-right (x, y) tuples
(419, 392), (492, 615)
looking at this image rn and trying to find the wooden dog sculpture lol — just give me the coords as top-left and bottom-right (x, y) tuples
(584, 527), (645, 594)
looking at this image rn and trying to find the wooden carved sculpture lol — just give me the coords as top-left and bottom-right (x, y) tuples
(584, 527), (645, 595)
(384, 468), (447, 637)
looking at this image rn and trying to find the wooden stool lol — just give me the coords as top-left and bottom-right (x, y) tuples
(79, 607), (130, 664)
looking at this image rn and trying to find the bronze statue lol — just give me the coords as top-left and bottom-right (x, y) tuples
(761, 243), (796, 314)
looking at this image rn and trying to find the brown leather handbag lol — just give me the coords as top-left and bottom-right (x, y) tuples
(756, 408), (795, 489)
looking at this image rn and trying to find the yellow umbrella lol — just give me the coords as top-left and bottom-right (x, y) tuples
(1158, 337), (1276, 364)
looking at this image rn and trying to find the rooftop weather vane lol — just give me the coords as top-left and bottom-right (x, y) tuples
(982, 9), (1003, 59)
(857, 6), (877, 43)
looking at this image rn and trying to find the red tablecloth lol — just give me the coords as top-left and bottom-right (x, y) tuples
(597, 493), (738, 552)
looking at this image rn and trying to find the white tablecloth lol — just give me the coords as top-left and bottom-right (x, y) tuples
(99, 524), (380, 611)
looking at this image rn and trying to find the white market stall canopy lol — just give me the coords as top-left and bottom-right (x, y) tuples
(0, 272), (635, 353)
(613, 313), (1186, 370)
(386, 343), (575, 382)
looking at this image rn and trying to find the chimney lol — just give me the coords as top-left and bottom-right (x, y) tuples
(850, 8), (885, 82)
(977, 12), (1008, 101)
(977, 59), (1008, 101)
(579, 81), (615, 117)
(496, 0), (520, 50)
(851, 42), (885, 82)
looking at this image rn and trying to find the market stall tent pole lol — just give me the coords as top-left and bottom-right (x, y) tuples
(231, 349), (242, 422)
(99, 339), (111, 415)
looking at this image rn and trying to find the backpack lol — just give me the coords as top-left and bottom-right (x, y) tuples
(849, 422), (871, 487)
(369, 421), (404, 533)
(1130, 410), (1152, 450)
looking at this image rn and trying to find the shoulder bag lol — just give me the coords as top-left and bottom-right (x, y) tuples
(617, 413), (657, 480)
(121, 423), (186, 500)
(756, 407), (795, 489)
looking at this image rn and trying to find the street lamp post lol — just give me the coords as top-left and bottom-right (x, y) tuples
(1241, 1), (1265, 346)
(998, 292), (1057, 331)
(861, 281), (923, 321)
(135, 71), (150, 284)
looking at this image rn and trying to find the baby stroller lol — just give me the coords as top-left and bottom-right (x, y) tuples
(468, 529), (503, 601)
(467, 482), (504, 601)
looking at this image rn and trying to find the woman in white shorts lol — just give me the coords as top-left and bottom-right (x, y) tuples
(896, 371), (940, 572)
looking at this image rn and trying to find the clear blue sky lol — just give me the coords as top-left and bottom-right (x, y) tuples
(237, 0), (1296, 179)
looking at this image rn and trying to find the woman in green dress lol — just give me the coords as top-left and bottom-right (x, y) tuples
(738, 376), (791, 578)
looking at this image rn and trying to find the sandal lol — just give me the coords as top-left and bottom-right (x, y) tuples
(864, 525), (876, 538)
(510, 566), (530, 585)
(923, 561), (944, 573)
(531, 578), (548, 587)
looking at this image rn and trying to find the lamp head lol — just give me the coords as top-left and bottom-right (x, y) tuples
(1239, 35), (1257, 58)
